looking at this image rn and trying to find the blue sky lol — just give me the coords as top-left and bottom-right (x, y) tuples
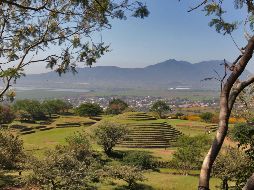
(26, 0), (253, 73)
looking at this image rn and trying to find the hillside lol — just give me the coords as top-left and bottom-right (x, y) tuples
(16, 59), (252, 90)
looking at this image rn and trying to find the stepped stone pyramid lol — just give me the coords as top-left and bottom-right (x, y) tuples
(118, 112), (182, 148)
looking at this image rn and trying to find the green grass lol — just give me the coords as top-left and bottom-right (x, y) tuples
(165, 119), (215, 136)
(98, 172), (221, 190)
(12, 113), (222, 189)
(21, 126), (87, 156)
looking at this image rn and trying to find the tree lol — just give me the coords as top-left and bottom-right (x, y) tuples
(0, 104), (15, 124)
(13, 99), (45, 120)
(29, 132), (101, 190)
(0, 1), (149, 100)
(0, 130), (26, 170)
(200, 112), (214, 123)
(93, 121), (128, 155)
(231, 122), (254, 181)
(150, 100), (170, 118)
(213, 147), (251, 190)
(177, 1), (254, 189)
(106, 98), (129, 115)
(170, 135), (211, 175)
(75, 102), (103, 117)
(42, 99), (72, 117)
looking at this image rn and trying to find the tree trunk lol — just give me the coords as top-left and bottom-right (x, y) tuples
(243, 173), (254, 190)
(198, 93), (229, 190)
(198, 36), (254, 190)
(222, 178), (228, 190)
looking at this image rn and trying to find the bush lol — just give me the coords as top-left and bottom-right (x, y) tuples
(150, 100), (171, 119)
(170, 135), (211, 175)
(28, 132), (101, 190)
(175, 112), (184, 119)
(0, 130), (26, 170)
(0, 104), (15, 124)
(106, 165), (146, 190)
(13, 99), (46, 120)
(75, 103), (103, 117)
(229, 117), (246, 124)
(186, 115), (200, 121)
(106, 98), (128, 115)
(42, 99), (72, 117)
(94, 121), (128, 155)
(123, 151), (156, 170)
(200, 112), (214, 123)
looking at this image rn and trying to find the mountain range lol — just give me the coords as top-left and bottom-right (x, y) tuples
(16, 59), (252, 90)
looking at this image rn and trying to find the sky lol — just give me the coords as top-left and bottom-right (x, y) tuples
(25, 0), (253, 73)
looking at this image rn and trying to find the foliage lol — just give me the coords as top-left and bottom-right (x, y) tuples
(123, 151), (157, 170)
(106, 98), (129, 115)
(94, 121), (128, 155)
(0, 130), (26, 170)
(0, 0), (149, 99)
(75, 103), (103, 117)
(13, 99), (46, 120)
(0, 104), (15, 124)
(213, 147), (251, 190)
(229, 123), (254, 188)
(228, 117), (246, 124)
(170, 135), (211, 175)
(175, 112), (184, 119)
(185, 115), (201, 122)
(106, 165), (146, 190)
(42, 99), (72, 117)
(200, 112), (214, 123)
(231, 123), (254, 160)
(28, 132), (101, 190)
(150, 100), (170, 118)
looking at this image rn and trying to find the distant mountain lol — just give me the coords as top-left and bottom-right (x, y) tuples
(16, 59), (252, 90)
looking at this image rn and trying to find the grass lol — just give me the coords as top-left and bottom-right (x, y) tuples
(98, 172), (221, 190)
(6, 112), (225, 189)
(21, 126), (89, 157)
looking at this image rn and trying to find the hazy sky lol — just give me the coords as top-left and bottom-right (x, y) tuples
(26, 1), (252, 73)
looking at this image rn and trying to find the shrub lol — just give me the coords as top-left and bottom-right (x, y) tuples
(106, 98), (129, 115)
(0, 104), (15, 124)
(123, 151), (156, 170)
(175, 112), (184, 119)
(229, 117), (246, 124)
(0, 130), (26, 170)
(106, 165), (146, 190)
(42, 99), (72, 117)
(75, 103), (103, 117)
(170, 135), (211, 175)
(213, 147), (251, 189)
(200, 112), (214, 123)
(13, 99), (46, 120)
(150, 100), (171, 119)
(186, 115), (200, 121)
(28, 132), (101, 190)
(94, 121), (128, 155)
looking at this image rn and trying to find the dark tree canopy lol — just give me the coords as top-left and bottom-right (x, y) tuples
(75, 102), (103, 117)
(42, 99), (72, 117)
(13, 99), (46, 120)
(150, 100), (170, 118)
(106, 98), (129, 115)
